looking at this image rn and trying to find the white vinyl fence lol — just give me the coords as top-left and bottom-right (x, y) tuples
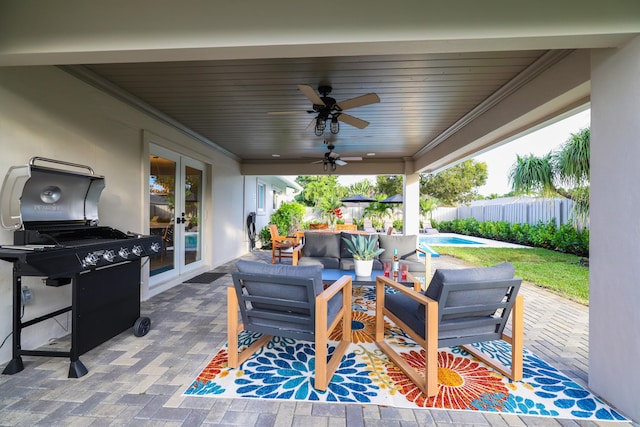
(431, 197), (577, 228)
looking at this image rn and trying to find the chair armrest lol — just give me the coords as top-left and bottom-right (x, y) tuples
(416, 247), (428, 256)
(291, 243), (304, 266)
(375, 275), (435, 305)
(272, 236), (295, 243)
(318, 275), (352, 300)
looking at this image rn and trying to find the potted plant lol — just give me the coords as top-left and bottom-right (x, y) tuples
(341, 234), (385, 276)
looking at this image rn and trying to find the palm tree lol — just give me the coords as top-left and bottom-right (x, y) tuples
(363, 197), (392, 231)
(419, 195), (438, 227)
(509, 127), (590, 226)
(348, 179), (374, 197)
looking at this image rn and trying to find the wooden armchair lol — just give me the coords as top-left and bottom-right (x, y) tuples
(269, 224), (296, 263)
(228, 260), (352, 391)
(375, 262), (523, 397)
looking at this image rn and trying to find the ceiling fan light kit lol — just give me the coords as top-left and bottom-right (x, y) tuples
(311, 142), (360, 172)
(286, 84), (379, 136)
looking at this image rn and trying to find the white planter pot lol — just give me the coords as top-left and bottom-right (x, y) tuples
(354, 259), (374, 277)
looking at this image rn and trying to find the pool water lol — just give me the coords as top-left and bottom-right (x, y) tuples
(418, 234), (486, 257)
(420, 236), (484, 245)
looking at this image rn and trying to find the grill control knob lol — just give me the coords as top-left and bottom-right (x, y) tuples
(132, 245), (143, 256)
(103, 250), (116, 262)
(150, 242), (161, 253)
(83, 253), (99, 266)
(118, 247), (130, 258)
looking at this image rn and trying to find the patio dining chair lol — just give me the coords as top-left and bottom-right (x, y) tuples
(375, 262), (523, 397)
(228, 260), (352, 391)
(269, 224), (296, 263)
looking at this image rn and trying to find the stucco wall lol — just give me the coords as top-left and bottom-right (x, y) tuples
(590, 35), (640, 421)
(0, 66), (244, 365)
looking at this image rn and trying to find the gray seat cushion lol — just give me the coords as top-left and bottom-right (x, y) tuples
(386, 291), (499, 340)
(385, 292), (424, 335)
(340, 258), (383, 271)
(297, 256), (339, 269)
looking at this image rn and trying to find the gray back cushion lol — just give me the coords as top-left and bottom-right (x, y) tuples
(303, 232), (341, 259)
(378, 234), (418, 260)
(236, 259), (324, 296)
(420, 262), (516, 321)
(235, 260), (342, 326)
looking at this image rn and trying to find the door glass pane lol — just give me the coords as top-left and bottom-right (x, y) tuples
(184, 166), (202, 266)
(149, 155), (176, 276)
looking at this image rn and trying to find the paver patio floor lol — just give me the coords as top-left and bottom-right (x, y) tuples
(0, 250), (635, 426)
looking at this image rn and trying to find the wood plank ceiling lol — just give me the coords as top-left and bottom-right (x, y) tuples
(82, 50), (548, 165)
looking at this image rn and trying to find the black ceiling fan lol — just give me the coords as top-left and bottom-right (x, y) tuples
(311, 142), (362, 171)
(269, 84), (380, 135)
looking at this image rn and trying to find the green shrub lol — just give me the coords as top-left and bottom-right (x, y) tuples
(270, 201), (305, 236)
(353, 217), (365, 230)
(551, 223), (589, 256)
(392, 219), (403, 233)
(529, 221), (557, 249)
(430, 218), (588, 256)
(258, 226), (272, 248)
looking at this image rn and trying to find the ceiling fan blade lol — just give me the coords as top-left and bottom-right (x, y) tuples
(310, 160), (324, 164)
(335, 159), (347, 166)
(341, 156), (363, 161)
(337, 113), (369, 129)
(335, 93), (380, 111)
(297, 84), (325, 106)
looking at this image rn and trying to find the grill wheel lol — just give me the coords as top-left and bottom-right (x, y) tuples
(133, 316), (151, 337)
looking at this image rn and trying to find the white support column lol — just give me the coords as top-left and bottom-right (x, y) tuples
(590, 35), (640, 422)
(403, 173), (420, 236)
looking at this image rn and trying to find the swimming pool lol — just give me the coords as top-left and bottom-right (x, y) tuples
(418, 234), (487, 257)
(420, 235), (484, 245)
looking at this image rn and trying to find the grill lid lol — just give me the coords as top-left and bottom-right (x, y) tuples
(0, 157), (105, 231)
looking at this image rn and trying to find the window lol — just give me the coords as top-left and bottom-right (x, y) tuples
(257, 182), (266, 212)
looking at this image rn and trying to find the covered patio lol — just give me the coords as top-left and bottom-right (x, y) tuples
(0, 250), (617, 426)
(1, 2), (639, 422)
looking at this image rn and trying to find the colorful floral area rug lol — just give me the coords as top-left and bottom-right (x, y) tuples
(185, 286), (627, 422)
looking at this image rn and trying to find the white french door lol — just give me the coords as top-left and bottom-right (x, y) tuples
(148, 145), (204, 281)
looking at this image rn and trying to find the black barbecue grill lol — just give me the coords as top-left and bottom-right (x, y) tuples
(0, 157), (161, 378)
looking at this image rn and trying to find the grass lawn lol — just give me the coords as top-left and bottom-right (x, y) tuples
(431, 246), (589, 305)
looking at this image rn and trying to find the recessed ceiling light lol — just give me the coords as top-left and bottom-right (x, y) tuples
(366, 152), (376, 156)
(272, 154), (280, 157)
